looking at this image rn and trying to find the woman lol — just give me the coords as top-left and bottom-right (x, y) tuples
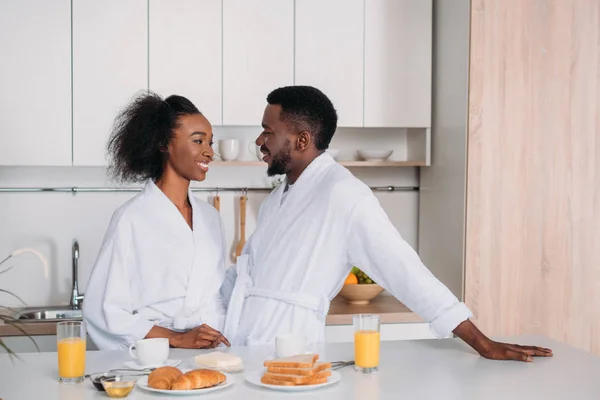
(83, 92), (230, 351)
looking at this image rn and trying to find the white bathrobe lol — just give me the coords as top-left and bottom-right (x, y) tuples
(222, 152), (472, 346)
(84, 180), (227, 350)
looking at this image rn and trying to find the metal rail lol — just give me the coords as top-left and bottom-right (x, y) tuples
(0, 185), (418, 193)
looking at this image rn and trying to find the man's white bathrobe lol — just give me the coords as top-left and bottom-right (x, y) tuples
(84, 180), (227, 350)
(222, 152), (472, 346)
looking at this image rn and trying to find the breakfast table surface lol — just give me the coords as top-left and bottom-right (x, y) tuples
(1, 334), (599, 399)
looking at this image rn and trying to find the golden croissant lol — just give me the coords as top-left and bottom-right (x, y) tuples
(147, 366), (184, 390)
(171, 369), (226, 390)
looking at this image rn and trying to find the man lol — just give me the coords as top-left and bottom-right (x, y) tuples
(221, 86), (552, 362)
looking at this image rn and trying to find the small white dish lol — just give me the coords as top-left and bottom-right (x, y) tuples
(245, 369), (341, 392)
(124, 358), (181, 370)
(192, 360), (244, 374)
(357, 149), (393, 161)
(136, 371), (234, 396)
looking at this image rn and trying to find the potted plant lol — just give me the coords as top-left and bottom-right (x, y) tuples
(0, 252), (40, 356)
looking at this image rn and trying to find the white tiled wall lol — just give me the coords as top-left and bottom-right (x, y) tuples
(0, 127), (420, 308)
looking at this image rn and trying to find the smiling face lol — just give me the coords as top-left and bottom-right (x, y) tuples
(256, 104), (296, 177)
(165, 113), (214, 182)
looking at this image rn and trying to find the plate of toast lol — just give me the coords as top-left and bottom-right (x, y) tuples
(245, 354), (341, 392)
(137, 366), (233, 396)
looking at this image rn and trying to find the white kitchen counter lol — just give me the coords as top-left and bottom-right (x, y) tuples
(0, 335), (598, 399)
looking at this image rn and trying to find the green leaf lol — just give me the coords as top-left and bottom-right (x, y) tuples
(0, 288), (26, 306)
(0, 316), (40, 353)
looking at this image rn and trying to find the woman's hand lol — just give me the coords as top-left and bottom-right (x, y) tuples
(169, 324), (231, 349)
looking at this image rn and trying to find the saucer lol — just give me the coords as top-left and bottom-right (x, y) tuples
(123, 359), (181, 370)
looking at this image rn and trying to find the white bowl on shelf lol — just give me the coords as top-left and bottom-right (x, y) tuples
(357, 149), (393, 161)
(326, 148), (340, 160)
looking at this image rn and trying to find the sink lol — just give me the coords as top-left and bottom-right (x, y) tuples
(13, 306), (83, 322)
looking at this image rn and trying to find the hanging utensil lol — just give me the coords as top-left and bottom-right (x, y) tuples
(213, 191), (220, 212)
(235, 190), (247, 258)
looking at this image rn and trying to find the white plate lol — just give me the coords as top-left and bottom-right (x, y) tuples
(124, 359), (181, 370)
(245, 369), (341, 392)
(136, 372), (234, 396)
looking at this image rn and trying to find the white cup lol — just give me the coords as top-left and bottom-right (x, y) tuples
(248, 142), (263, 161)
(275, 333), (308, 358)
(218, 139), (240, 161)
(128, 338), (169, 367)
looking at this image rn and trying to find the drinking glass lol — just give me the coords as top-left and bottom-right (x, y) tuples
(353, 314), (380, 373)
(57, 321), (86, 383)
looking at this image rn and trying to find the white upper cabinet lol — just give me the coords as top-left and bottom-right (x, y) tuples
(0, 0), (71, 166)
(72, 0), (148, 166)
(295, 0), (364, 127)
(223, 0), (294, 126)
(364, 0), (432, 128)
(149, 0), (222, 125)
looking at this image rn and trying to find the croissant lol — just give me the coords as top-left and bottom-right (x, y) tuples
(170, 369), (226, 390)
(147, 366), (184, 390)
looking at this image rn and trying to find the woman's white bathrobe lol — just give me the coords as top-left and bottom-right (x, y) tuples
(84, 180), (227, 350)
(222, 152), (472, 346)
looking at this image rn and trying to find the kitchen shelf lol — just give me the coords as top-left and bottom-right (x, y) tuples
(211, 161), (425, 167)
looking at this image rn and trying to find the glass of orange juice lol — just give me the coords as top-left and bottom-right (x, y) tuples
(353, 314), (380, 374)
(57, 321), (86, 383)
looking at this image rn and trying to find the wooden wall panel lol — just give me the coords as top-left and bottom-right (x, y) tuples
(465, 0), (600, 354)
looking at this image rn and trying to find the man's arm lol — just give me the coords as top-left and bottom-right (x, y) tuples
(346, 195), (552, 361)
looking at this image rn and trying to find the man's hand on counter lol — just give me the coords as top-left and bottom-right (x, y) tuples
(145, 324), (231, 349)
(453, 320), (553, 362)
(169, 324), (231, 349)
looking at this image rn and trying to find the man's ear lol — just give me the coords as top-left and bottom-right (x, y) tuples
(296, 131), (311, 151)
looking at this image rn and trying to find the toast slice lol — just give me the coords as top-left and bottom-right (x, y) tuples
(263, 354), (319, 368)
(261, 370), (331, 384)
(261, 376), (329, 386)
(266, 361), (332, 376)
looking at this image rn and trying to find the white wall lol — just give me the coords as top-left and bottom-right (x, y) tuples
(0, 127), (420, 308)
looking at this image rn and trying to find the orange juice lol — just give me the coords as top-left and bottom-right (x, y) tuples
(58, 337), (86, 378)
(354, 330), (380, 368)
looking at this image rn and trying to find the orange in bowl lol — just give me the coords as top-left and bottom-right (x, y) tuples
(344, 273), (358, 285)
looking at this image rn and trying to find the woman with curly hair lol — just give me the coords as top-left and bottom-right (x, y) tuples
(83, 91), (230, 351)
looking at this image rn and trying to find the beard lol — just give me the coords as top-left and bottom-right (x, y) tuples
(266, 138), (292, 177)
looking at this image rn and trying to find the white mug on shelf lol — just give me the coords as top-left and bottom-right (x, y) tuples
(218, 139), (240, 161)
(275, 333), (308, 358)
(128, 338), (169, 367)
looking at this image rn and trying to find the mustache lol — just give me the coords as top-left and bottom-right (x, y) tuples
(260, 145), (270, 154)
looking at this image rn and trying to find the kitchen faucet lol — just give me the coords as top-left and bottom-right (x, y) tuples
(70, 240), (84, 310)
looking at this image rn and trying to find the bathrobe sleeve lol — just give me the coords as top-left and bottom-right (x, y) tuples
(346, 195), (473, 338)
(83, 218), (155, 350)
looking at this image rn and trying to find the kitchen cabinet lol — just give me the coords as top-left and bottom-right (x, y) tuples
(149, 0), (222, 125)
(295, 0), (364, 127)
(0, 0), (71, 166)
(364, 0), (432, 128)
(222, 0), (294, 126)
(72, 0), (148, 166)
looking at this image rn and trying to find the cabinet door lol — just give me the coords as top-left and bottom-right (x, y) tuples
(223, 0), (294, 126)
(364, 0), (432, 127)
(149, 0), (222, 125)
(0, 0), (71, 166)
(295, 0), (364, 127)
(73, 0), (148, 166)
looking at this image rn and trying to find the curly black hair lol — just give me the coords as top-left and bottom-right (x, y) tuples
(266, 86), (338, 151)
(106, 91), (201, 183)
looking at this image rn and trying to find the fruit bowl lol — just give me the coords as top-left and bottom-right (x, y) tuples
(337, 284), (384, 305)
